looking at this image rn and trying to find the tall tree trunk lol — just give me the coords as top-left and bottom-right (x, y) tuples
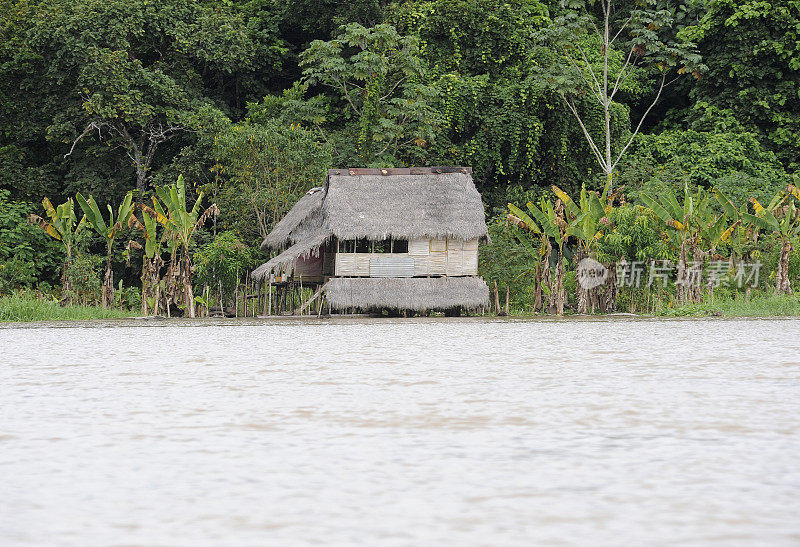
(554, 246), (566, 315)
(541, 240), (552, 314)
(575, 247), (589, 314)
(183, 249), (195, 318)
(690, 245), (705, 303)
(61, 250), (73, 304)
(103, 247), (114, 309)
(141, 257), (149, 316)
(676, 238), (688, 304)
(136, 166), (147, 197)
(776, 238), (793, 295)
(602, 260), (617, 313)
(533, 260), (543, 313)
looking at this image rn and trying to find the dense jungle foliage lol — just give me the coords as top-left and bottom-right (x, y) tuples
(1, 0), (800, 315)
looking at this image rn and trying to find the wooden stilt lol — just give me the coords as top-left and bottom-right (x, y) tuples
(243, 273), (248, 318)
(235, 266), (240, 318)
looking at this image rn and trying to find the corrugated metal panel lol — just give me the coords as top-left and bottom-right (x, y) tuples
(429, 252), (447, 275)
(430, 239), (446, 252)
(413, 256), (429, 276)
(409, 239), (430, 256)
(370, 256), (415, 277)
(463, 249), (479, 275)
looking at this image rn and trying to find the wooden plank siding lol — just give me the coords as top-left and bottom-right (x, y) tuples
(334, 239), (479, 277)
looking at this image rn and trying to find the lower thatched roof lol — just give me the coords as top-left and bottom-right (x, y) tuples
(252, 228), (329, 281)
(324, 276), (489, 311)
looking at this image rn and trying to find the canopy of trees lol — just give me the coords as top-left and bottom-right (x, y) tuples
(2, 0), (799, 313)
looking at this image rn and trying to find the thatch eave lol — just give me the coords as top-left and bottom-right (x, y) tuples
(324, 277), (490, 311)
(252, 228), (330, 281)
(262, 187), (325, 250)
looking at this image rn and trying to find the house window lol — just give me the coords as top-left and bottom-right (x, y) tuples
(391, 239), (408, 253)
(338, 238), (408, 253)
(355, 238), (370, 253)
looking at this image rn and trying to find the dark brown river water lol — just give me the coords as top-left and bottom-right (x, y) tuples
(1, 317), (799, 545)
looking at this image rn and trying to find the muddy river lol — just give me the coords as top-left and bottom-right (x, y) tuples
(1, 317), (799, 545)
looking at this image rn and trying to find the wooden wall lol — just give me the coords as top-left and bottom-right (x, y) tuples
(334, 238), (479, 277)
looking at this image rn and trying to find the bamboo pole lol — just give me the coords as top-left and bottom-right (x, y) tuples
(299, 277), (303, 316)
(243, 272), (248, 318)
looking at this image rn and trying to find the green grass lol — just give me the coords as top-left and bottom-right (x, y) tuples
(0, 293), (139, 322)
(660, 293), (800, 317)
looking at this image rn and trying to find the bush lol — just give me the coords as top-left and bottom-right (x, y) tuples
(0, 257), (37, 294)
(64, 252), (103, 305)
(194, 231), (257, 303)
(479, 218), (539, 312)
(114, 283), (141, 311)
(0, 190), (62, 285)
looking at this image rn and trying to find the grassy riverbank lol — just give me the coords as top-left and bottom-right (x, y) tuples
(0, 294), (138, 322)
(656, 294), (800, 318)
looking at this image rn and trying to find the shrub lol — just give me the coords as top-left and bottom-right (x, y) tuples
(194, 231), (256, 303)
(64, 252), (103, 305)
(0, 257), (37, 294)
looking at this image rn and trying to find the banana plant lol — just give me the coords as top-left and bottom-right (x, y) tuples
(553, 183), (619, 313)
(142, 175), (219, 318)
(714, 189), (753, 263)
(75, 191), (135, 308)
(742, 187), (800, 294)
(28, 197), (85, 299)
(508, 197), (569, 314)
(640, 184), (711, 303)
(128, 207), (165, 315)
(552, 180), (612, 256)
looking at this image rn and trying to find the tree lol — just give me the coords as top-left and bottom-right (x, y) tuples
(75, 191), (135, 308)
(390, 0), (575, 201)
(212, 119), (332, 241)
(553, 182), (618, 313)
(743, 187), (800, 295)
(640, 184), (712, 303)
(28, 197), (85, 299)
(0, 0), (285, 199)
(681, 0), (800, 170)
(144, 176), (219, 318)
(538, 0), (704, 189)
(127, 208), (164, 315)
(299, 23), (440, 165)
(507, 198), (571, 314)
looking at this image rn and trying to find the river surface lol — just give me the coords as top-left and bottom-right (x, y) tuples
(1, 317), (799, 546)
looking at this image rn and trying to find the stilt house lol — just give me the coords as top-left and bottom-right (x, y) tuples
(252, 167), (490, 313)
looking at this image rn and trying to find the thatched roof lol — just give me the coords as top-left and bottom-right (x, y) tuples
(254, 168), (489, 280)
(324, 171), (489, 242)
(252, 228), (329, 281)
(262, 187), (324, 250)
(324, 277), (489, 311)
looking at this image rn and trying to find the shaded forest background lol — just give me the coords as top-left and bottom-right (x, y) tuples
(1, 0), (799, 301)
